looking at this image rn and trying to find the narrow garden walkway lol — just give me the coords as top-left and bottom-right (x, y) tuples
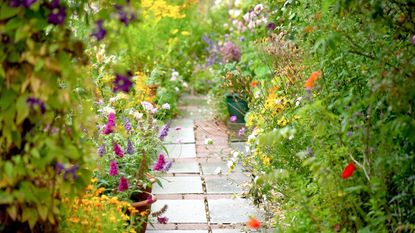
(147, 95), (260, 233)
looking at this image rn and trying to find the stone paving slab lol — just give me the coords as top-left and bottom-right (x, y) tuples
(205, 174), (249, 194)
(230, 142), (249, 155)
(150, 200), (207, 223)
(200, 158), (244, 175)
(164, 144), (196, 158)
(164, 127), (195, 144)
(208, 199), (260, 224)
(146, 231), (208, 233)
(170, 119), (194, 129)
(167, 160), (200, 174)
(153, 176), (203, 194)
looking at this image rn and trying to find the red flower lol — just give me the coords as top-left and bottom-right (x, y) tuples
(250, 81), (258, 87)
(341, 162), (356, 179)
(247, 217), (261, 230)
(304, 71), (321, 89)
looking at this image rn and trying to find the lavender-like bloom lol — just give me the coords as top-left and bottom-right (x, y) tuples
(307, 147), (313, 157)
(56, 162), (65, 174)
(9, 0), (36, 8)
(118, 176), (129, 192)
(158, 124), (169, 140)
(64, 165), (79, 180)
(113, 143), (124, 157)
(98, 144), (106, 156)
(48, 0), (66, 25)
(230, 115), (237, 122)
(126, 139), (134, 154)
(113, 72), (133, 93)
(157, 216), (168, 224)
(163, 160), (173, 172)
(347, 131), (352, 137)
(124, 118), (132, 132)
(109, 160), (119, 176)
(27, 97), (46, 114)
(221, 41), (241, 62)
(153, 154), (166, 171)
(92, 20), (106, 41)
(238, 127), (246, 136)
(115, 4), (136, 26)
(102, 112), (116, 134)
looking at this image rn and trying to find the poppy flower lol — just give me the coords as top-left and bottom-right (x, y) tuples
(247, 217), (261, 230)
(250, 81), (258, 87)
(304, 71), (321, 89)
(341, 162), (356, 179)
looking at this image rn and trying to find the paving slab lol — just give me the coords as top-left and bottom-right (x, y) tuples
(230, 142), (249, 155)
(212, 230), (242, 233)
(164, 127), (195, 144)
(150, 200), (207, 223)
(208, 199), (260, 224)
(164, 144), (196, 158)
(170, 119), (194, 129)
(153, 176), (203, 194)
(200, 159), (244, 175)
(205, 174), (249, 194)
(146, 231), (207, 233)
(167, 160), (200, 174)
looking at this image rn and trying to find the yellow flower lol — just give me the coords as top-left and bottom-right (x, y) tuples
(171, 29), (179, 34)
(181, 31), (190, 36)
(277, 117), (288, 127)
(86, 184), (94, 191)
(68, 217), (80, 223)
(91, 178), (98, 183)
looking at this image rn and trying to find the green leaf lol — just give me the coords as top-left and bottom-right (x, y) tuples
(37, 205), (48, 221)
(4, 161), (13, 178)
(16, 95), (29, 124)
(0, 5), (20, 20)
(5, 17), (23, 31)
(7, 205), (17, 221)
(0, 191), (14, 204)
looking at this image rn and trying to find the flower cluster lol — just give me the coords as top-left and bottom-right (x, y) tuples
(102, 112), (116, 134)
(221, 41), (241, 63)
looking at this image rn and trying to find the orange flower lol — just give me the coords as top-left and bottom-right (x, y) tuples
(304, 71), (321, 89)
(250, 81), (258, 88)
(247, 217), (261, 230)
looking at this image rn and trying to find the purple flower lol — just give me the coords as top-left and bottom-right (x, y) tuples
(55, 162), (65, 174)
(163, 160), (173, 172)
(118, 176), (129, 192)
(307, 147), (313, 156)
(115, 4), (136, 26)
(157, 216), (168, 224)
(113, 72), (133, 93)
(230, 115), (237, 122)
(64, 165), (79, 180)
(146, 195), (156, 204)
(267, 22), (276, 31)
(412, 35), (415, 45)
(153, 154), (166, 171)
(347, 131), (352, 137)
(124, 118), (132, 132)
(158, 124), (169, 140)
(221, 41), (241, 62)
(9, 0), (37, 8)
(48, 0), (66, 25)
(27, 97), (46, 114)
(126, 139), (134, 154)
(113, 143), (124, 157)
(98, 144), (106, 156)
(92, 20), (106, 41)
(109, 160), (119, 176)
(102, 112), (116, 134)
(238, 127), (246, 136)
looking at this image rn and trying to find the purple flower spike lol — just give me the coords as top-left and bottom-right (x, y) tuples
(113, 143), (124, 157)
(126, 139), (134, 154)
(124, 118), (132, 132)
(157, 216), (168, 224)
(102, 112), (116, 134)
(118, 176), (129, 192)
(158, 124), (169, 140)
(27, 97), (46, 114)
(153, 154), (166, 171)
(113, 72), (133, 93)
(64, 165), (79, 180)
(10, 0), (37, 8)
(98, 144), (106, 156)
(238, 127), (246, 136)
(92, 20), (107, 41)
(230, 115), (237, 122)
(109, 160), (119, 176)
(48, 1), (66, 25)
(55, 162), (65, 174)
(163, 160), (173, 172)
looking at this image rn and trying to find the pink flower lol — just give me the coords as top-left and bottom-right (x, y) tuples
(153, 154), (166, 171)
(113, 143), (124, 157)
(157, 216), (168, 224)
(109, 160), (119, 176)
(230, 115), (237, 122)
(102, 112), (116, 134)
(118, 176), (129, 191)
(146, 195), (156, 204)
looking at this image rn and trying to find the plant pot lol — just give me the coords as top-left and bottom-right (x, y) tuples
(130, 175), (157, 233)
(225, 94), (248, 123)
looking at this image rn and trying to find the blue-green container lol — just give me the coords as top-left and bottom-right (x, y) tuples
(225, 94), (248, 123)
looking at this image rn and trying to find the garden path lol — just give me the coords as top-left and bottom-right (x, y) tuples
(147, 95), (260, 233)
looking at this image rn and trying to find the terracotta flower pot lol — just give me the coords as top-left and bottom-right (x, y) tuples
(130, 175), (157, 233)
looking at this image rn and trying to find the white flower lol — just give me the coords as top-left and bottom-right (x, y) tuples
(204, 138), (213, 145)
(170, 76), (177, 81)
(141, 101), (154, 111)
(229, 9), (241, 18)
(103, 106), (115, 114)
(223, 23), (229, 28)
(175, 87), (180, 92)
(162, 103), (171, 110)
(109, 97), (117, 103)
(234, 0), (242, 7)
(214, 167), (222, 175)
(182, 82), (189, 88)
(232, 151), (240, 159)
(227, 160), (234, 169)
(151, 108), (158, 114)
(248, 21), (256, 29)
(295, 97), (302, 107)
(254, 4), (264, 13)
(133, 112), (143, 120)
(243, 12), (250, 22)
